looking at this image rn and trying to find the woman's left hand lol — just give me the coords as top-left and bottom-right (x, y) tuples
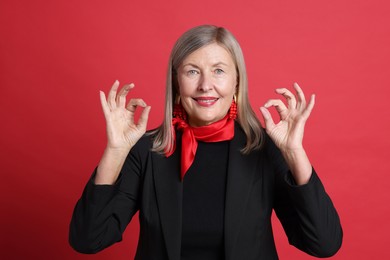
(259, 82), (315, 153)
(260, 83), (315, 184)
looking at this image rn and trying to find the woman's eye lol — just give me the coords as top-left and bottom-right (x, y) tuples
(187, 70), (199, 75)
(215, 69), (224, 74)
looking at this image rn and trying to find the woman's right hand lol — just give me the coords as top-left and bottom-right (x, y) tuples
(95, 80), (151, 185)
(100, 80), (151, 152)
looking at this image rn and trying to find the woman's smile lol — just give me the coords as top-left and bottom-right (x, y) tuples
(192, 96), (219, 107)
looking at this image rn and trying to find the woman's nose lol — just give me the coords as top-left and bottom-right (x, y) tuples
(198, 73), (213, 92)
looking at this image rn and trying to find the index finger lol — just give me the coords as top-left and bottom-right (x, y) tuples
(117, 83), (135, 107)
(275, 87), (297, 109)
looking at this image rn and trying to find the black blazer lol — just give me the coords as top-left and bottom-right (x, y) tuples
(69, 123), (342, 259)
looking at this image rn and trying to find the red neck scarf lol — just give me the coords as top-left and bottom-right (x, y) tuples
(165, 114), (235, 180)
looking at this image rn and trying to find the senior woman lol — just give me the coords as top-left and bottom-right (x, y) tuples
(69, 25), (342, 259)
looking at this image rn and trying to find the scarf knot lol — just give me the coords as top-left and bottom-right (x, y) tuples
(166, 114), (234, 180)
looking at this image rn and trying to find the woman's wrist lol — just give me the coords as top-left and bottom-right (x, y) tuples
(280, 147), (312, 185)
(95, 146), (131, 185)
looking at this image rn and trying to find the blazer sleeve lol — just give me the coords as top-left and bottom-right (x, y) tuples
(267, 137), (343, 257)
(69, 136), (150, 254)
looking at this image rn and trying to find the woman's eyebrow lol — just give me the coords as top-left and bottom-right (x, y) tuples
(181, 63), (200, 69)
(212, 62), (229, 67)
(182, 61), (229, 68)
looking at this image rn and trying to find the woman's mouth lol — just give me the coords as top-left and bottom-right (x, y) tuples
(193, 97), (219, 107)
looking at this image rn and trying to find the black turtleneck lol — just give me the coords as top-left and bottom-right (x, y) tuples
(181, 141), (229, 260)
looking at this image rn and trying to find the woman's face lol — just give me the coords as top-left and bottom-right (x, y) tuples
(177, 43), (237, 127)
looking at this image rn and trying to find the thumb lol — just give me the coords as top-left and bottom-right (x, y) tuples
(137, 106), (151, 130)
(260, 107), (276, 132)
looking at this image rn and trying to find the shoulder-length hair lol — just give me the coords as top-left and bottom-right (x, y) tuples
(151, 25), (264, 154)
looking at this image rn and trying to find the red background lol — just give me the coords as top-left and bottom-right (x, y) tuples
(1, 0), (389, 259)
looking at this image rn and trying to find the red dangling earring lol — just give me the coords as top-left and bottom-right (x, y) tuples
(173, 95), (187, 121)
(229, 95), (237, 120)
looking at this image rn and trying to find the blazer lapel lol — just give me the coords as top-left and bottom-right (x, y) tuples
(152, 142), (183, 260)
(224, 123), (259, 259)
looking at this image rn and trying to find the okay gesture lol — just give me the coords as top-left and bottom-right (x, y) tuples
(260, 82), (315, 153)
(100, 80), (151, 152)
